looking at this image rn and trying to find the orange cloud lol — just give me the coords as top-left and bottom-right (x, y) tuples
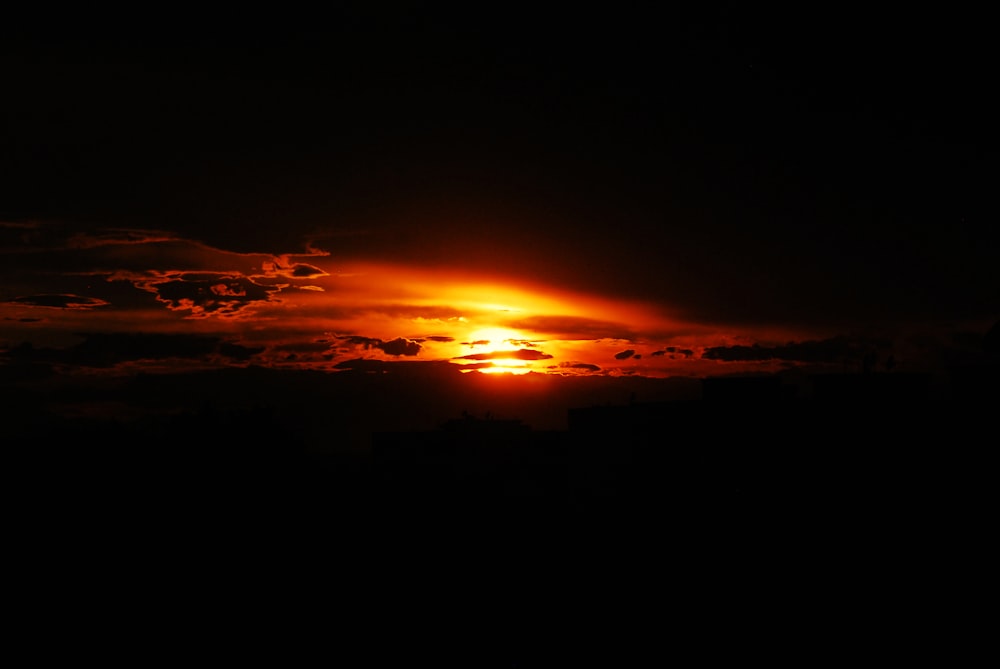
(0, 226), (845, 378)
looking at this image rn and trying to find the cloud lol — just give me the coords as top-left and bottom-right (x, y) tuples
(135, 273), (279, 317)
(559, 362), (601, 372)
(651, 347), (694, 358)
(614, 349), (636, 360)
(290, 264), (327, 278)
(2, 332), (260, 368)
(262, 258), (329, 279)
(340, 335), (381, 348)
(334, 334), (423, 356)
(379, 337), (422, 356)
(5, 294), (110, 310)
(1, 227), (330, 318)
(454, 349), (553, 361)
(701, 336), (887, 364)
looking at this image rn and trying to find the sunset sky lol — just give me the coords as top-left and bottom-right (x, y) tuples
(2, 5), (996, 426)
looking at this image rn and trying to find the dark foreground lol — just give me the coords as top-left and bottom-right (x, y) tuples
(7, 390), (992, 665)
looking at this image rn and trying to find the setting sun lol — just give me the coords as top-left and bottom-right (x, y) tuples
(463, 328), (529, 353)
(452, 327), (539, 374)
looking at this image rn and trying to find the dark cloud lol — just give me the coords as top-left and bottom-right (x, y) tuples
(1, 332), (256, 368)
(340, 335), (381, 348)
(335, 335), (422, 356)
(6, 294), (109, 309)
(651, 347), (694, 358)
(614, 349), (635, 360)
(559, 362), (601, 372)
(701, 336), (889, 364)
(454, 349), (553, 361)
(279, 284), (325, 294)
(379, 337), (421, 356)
(262, 259), (329, 279)
(141, 274), (278, 317)
(292, 264), (326, 278)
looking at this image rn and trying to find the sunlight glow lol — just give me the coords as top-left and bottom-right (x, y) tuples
(462, 328), (528, 353)
(473, 362), (533, 375)
(238, 260), (731, 376)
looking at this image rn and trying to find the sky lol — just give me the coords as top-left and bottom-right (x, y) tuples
(2, 5), (997, 434)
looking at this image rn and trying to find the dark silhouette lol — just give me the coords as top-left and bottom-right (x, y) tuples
(6, 350), (993, 666)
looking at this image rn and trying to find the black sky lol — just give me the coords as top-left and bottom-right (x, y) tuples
(3, 4), (997, 336)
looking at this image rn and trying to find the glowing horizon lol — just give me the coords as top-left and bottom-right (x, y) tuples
(0, 223), (936, 381)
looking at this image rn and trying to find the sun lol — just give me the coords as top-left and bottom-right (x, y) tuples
(464, 327), (526, 354)
(453, 326), (539, 375)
